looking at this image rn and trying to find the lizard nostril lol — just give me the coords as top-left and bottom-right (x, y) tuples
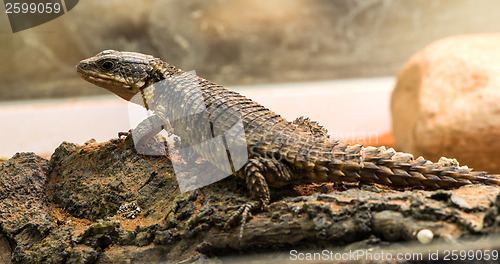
(77, 63), (89, 71)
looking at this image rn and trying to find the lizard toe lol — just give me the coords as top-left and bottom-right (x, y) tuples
(223, 200), (261, 231)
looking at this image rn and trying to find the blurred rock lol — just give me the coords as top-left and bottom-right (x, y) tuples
(391, 34), (500, 173)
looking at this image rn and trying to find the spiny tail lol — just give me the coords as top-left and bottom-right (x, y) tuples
(338, 145), (500, 189)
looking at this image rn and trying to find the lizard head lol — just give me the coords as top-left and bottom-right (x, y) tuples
(76, 50), (161, 101)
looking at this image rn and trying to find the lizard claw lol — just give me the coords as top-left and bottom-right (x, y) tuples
(224, 201), (261, 233)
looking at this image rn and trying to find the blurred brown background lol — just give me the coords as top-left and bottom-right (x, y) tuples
(1, 0), (500, 102)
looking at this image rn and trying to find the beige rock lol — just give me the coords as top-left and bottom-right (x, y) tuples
(391, 34), (500, 173)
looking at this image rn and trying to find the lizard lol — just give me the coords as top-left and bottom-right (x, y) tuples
(76, 50), (500, 229)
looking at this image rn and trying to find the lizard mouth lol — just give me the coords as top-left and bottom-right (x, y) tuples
(77, 71), (126, 89)
(77, 71), (112, 86)
(76, 65), (136, 101)
(76, 64), (113, 85)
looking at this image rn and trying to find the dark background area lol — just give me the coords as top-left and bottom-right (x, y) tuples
(1, 0), (500, 101)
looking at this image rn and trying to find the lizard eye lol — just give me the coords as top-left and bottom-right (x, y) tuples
(98, 60), (115, 72)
